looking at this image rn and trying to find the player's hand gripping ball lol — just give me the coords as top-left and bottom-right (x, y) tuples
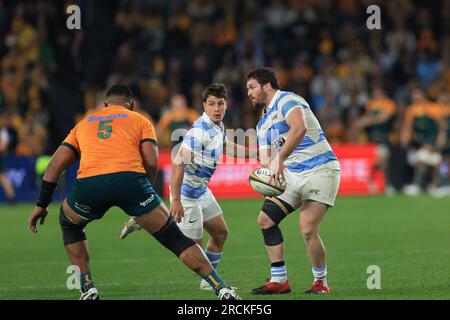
(249, 168), (286, 197)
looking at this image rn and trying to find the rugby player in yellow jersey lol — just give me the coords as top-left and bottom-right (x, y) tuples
(352, 87), (397, 194)
(401, 89), (446, 196)
(27, 85), (240, 300)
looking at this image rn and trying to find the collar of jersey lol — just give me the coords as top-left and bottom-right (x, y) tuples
(263, 90), (281, 115)
(106, 104), (129, 111)
(201, 112), (224, 131)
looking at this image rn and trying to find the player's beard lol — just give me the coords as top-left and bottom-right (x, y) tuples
(254, 102), (267, 110)
(253, 90), (269, 111)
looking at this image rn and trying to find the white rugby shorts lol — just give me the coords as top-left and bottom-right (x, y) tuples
(173, 188), (223, 240)
(277, 161), (341, 209)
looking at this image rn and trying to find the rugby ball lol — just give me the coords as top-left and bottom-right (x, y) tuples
(249, 168), (286, 197)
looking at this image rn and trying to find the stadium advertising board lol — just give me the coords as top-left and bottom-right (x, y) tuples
(161, 143), (385, 199)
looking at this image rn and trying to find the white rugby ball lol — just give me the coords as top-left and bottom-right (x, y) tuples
(249, 168), (286, 197)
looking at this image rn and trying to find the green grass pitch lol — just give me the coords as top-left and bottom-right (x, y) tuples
(0, 195), (449, 300)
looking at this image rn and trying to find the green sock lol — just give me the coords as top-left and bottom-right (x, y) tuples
(202, 270), (226, 294)
(80, 271), (94, 293)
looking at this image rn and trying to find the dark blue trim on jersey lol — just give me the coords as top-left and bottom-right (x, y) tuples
(281, 100), (303, 118)
(272, 120), (291, 135)
(292, 131), (328, 153)
(183, 135), (205, 152)
(192, 120), (216, 139)
(287, 151), (338, 172)
(181, 184), (208, 199)
(185, 165), (215, 179)
(293, 136), (317, 152)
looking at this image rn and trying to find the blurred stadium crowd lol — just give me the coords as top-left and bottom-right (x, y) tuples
(1, 0), (450, 195)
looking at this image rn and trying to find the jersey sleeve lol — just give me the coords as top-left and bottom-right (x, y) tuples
(141, 117), (158, 146)
(182, 127), (207, 155)
(62, 124), (80, 157)
(281, 95), (305, 119)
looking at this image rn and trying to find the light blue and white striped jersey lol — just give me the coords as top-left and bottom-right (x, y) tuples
(181, 113), (225, 199)
(257, 90), (339, 173)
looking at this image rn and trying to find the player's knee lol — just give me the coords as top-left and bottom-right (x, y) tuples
(218, 225), (229, 241)
(211, 226), (228, 244)
(153, 216), (196, 257)
(262, 225), (284, 246)
(59, 206), (87, 246)
(260, 198), (291, 228)
(258, 212), (276, 229)
(300, 226), (318, 242)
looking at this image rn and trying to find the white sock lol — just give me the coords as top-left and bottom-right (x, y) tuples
(205, 251), (223, 270)
(270, 264), (287, 283)
(312, 265), (327, 284)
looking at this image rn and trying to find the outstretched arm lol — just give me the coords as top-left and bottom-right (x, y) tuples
(224, 140), (258, 159)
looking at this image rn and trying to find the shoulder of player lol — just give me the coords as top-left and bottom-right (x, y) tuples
(407, 103), (424, 114)
(191, 117), (211, 132)
(368, 98), (396, 111)
(276, 91), (309, 108)
(427, 103), (448, 118)
(189, 118), (222, 143)
(127, 110), (154, 124)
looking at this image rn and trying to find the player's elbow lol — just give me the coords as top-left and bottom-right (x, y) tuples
(44, 147), (77, 180)
(144, 161), (158, 174)
(291, 126), (307, 142)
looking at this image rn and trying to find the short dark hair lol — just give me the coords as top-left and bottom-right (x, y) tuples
(106, 85), (134, 100)
(246, 67), (281, 90)
(202, 83), (228, 102)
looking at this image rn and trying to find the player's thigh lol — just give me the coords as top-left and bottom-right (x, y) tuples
(201, 189), (223, 224)
(258, 169), (301, 227)
(416, 146), (442, 167)
(178, 200), (204, 241)
(203, 214), (228, 239)
(134, 202), (171, 235)
(299, 200), (329, 233)
(66, 175), (112, 221)
(62, 198), (92, 225)
(300, 167), (340, 208)
(112, 172), (163, 218)
(276, 168), (303, 211)
(201, 191), (227, 237)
